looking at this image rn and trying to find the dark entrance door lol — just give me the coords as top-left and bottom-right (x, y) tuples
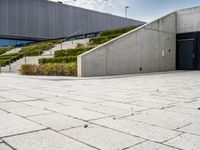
(177, 40), (194, 70)
(176, 32), (197, 70)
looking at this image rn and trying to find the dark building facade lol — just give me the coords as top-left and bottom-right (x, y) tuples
(0, 0), (144, 46)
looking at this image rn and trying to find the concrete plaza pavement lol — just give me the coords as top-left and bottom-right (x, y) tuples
(0, 71), (200, 150)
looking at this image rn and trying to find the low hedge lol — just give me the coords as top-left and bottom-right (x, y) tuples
(20, 63), (77, 76)
(0, 46), (14, 55)
(0, 53), (23, 66)
(39, 56), (77, 64)
(54, 46), (95, 57)
(98, 26), (138, 37)
(89, 37), (113, 45)
(89, 26), (139, 45)
(0, 41), (54, 66)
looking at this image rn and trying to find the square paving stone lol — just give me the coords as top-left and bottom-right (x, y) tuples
(0, 102), (51, 117)
(178, 124), (200, 136)
(127, 109), (189, 129)
(165, 133), (200, 150)
(0, 143), (13, 150)
(3, 129), (95, 150)
(47, 106), (108, 121)
(92, 117), (181, 142)
(62, 124), (144, 150)
(28, 113), (88, 131)
(0, 113), (44, 138)
(127, 141), (177, 150)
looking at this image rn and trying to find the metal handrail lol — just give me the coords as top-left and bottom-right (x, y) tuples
(0, 30), (84, 73)
(0, 49), (29, 73)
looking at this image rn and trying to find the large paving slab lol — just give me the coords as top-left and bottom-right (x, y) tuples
(126, 109), (190, 129)
(178, 124), (200, 136)
(62, 124), (144, 150)
(3, 130), (95, 150)
(28, 113), (88, 131)
(165, 133), (200, 150)
(0, 143), (13, 150)
(127, 141), (178, 150)
(0, 113), (45, 138)
(0, 71), (200, 149)
(47, 106), (109, 121)
(92, 117), (181, 142)
(0, 102), (51, 117)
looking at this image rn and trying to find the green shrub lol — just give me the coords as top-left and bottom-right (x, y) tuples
(89, 37), (113, 45)
(20, 64), (39, 75)
(0, 46), (14, 55)
(89, 26), (139, 45)
(54, 46), (95, 57)
(20, 42), (53, 52)
(98, 26), (138, 37)
(20, 63), (77, 76)
(39, 56), (77, 64)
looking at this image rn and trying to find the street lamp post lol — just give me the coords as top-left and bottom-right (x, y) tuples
(125, 6), (129, 18)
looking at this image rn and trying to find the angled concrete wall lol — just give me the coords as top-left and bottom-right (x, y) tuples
(177, 6), (200, 33)
(78, 13), (177, 77)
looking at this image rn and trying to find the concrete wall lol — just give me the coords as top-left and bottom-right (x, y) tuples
(0, 0), (144, 40)
(78, 13), (177, 77)
(177, 6), (200, 34)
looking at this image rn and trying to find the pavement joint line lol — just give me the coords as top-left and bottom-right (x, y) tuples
(13, 99), (42, 102)
(23, 112), (53, 118)
(0, 141), (16, 150)
(0, 108), (10, 113)
(1, 128), (49, 139)
(122, 140), (148, 150)
(164, 109), (198, 115)
(161, 133), (185, 143)
(124, 116), (186, 132)
(175, 123), (192, 130)
(58, 124), (90, 132)
(185, 99), (198, 103)
(87, 115), (113, 121)
(51, 129), (100, 150)
(44, 107), (112, 122)
(88, 120), (165, 143)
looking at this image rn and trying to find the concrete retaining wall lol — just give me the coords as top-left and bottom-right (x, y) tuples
(177, 6), (200, 33)
(78, 13), (177, 77)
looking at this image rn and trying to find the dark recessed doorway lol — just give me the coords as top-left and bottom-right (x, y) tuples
(176, 32), (200, 70)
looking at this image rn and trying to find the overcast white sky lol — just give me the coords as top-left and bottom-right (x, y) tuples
(50, 0), (200, 22)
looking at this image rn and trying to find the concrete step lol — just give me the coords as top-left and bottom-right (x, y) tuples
(1, 39), (89, 73)
(3, 48), (22, 55)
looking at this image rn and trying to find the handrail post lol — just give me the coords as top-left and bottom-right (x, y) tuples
(9, 59), (11, 72)
(24, 52), (27, 63)
(0, 62), (1, 73)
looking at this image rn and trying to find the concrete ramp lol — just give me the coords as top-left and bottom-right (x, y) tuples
(78, 13), (177, 77)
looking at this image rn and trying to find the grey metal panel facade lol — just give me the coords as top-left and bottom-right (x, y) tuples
(0, 0), (145, 40)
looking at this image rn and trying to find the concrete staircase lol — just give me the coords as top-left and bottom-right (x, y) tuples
(3, 47), (22, 55)
(0, 39), (89, 73)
